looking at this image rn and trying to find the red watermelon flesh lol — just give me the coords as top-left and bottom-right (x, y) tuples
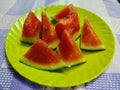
(21, 11), (41, 43)
(20, 39), (64, 70)
(41, 12), (59, 49)
(81, 19), (105, 50)
(55, 13), (80, 40)
(54, 4), (76, 21)
(58, 30), (85, 67)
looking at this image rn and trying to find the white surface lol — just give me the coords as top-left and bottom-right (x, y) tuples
(0, 0), (16, 19)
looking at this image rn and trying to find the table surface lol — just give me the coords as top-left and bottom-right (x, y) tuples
(0, 0), (120, 90)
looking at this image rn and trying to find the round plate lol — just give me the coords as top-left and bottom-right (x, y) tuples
(5, 5), (115, 87)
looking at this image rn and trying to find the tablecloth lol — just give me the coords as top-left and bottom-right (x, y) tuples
(0, 0), (120, 90)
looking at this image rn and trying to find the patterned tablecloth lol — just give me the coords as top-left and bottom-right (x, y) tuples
(0, 0), (120, 90)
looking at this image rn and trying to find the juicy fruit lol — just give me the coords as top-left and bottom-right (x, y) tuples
(81, 19), (105, 50)
(20, 4), (106, 71)
(54, 4), (76, 21)
(21, 11), (41, 43)
(20, 5), (84, 70)
(54, 4), (80, 40)
(55, 13), (80, 40)
(41, 12), (59, 49)
(58, 30), (85, 66)
(20, 39), (64, 70)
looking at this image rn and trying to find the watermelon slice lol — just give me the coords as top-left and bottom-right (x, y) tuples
(55, 13), (80, 40)
(57, 30), (85, 67)
(41, 12), (60, 49)
(20, 39), (64, 70)
(21, 11), (41, 43)
(81, 19), (105, 50)
(54, 4), (76, 21)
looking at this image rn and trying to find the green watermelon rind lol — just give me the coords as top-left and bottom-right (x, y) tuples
(48, 39), (60, 49)
(81, 43), (105, 50)
(73, 28), (81, 41)
(21, 33), (40, 44)
(20, 56), (65, 70)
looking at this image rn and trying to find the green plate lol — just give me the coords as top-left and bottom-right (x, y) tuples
(5, 5), (115, 87)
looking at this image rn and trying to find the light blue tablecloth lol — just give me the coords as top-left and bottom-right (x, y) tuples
(0, 0), (120, 90)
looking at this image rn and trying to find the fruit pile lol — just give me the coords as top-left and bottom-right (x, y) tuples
(20, 4), (105, 70)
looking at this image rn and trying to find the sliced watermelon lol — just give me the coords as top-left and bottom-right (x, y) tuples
(20, 39), (64, 70)
(57, 30), (85, 67)
(21, 11), (41, 43)
(41, 12), (60, 49)
(55, 13), (80, 40)
(54, 4), (76, 21)
(81, 19), (105, 50)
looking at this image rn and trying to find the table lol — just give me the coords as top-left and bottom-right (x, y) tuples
(0, 0), (120, 90)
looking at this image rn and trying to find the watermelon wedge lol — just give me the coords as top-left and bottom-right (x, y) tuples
(57, 30), (86, 67)
(81, 19), (105, 50)
(41, 12), (60, 49)
(54, 4), (76, 21)
(20, 39), (64, 70)
(55, 13), (80, 40)
(21, 11), (41, 43)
